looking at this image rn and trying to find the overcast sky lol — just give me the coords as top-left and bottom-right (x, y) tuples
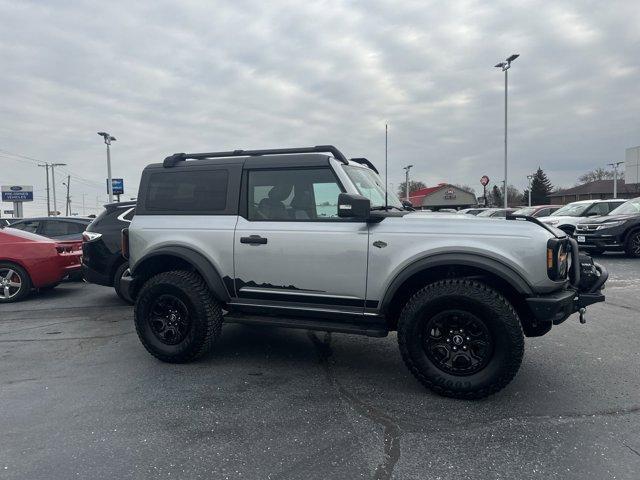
(1, 0), (639, 216)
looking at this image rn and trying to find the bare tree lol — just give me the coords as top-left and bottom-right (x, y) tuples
(578, 167), (624, 184)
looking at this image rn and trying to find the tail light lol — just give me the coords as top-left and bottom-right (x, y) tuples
(56, 244), (74, 254)
(82, 231), (102, 242)
(121, 228), (129, 259)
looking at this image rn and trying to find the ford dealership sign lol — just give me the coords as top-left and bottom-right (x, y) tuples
(1, 185), (34, 202)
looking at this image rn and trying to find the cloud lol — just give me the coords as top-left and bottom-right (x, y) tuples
(0, 0), (639, 215)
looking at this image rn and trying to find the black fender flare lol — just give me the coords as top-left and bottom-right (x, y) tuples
(132, 246), (230, 302)
(380, 253), (534, 313)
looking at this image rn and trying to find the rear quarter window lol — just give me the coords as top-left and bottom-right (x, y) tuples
(146, 170), (228, 213)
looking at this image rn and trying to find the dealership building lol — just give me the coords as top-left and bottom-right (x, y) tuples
(408, 183), (477, 210)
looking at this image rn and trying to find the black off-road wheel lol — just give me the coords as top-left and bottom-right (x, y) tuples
(625, 231), (640, 258)
(397, 279), (524, 399)
(134, 270), (223, 363)
(113, 262), (133, 304)
(0, 262), (32, 303)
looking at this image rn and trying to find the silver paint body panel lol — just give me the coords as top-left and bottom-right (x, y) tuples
(129, 158), (564, 315)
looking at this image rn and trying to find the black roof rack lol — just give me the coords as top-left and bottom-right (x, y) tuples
(349, 157), (379, 174)
(163, 145), (348, 168)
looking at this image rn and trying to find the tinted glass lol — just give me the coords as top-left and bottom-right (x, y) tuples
(609, 198), (640, 215)
(42, 220), (84, 236)
(146, 170), (228, 212)
(122, 208), (135, 221)
(587, 203), (609, 216)
(248, 168), (343, 221)
(11, 220), (39, 233)
(552, 202), (590, 216)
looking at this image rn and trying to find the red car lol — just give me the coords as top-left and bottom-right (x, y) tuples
(0, 227), (82, 303)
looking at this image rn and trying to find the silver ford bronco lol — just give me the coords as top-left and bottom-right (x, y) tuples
(122, 145), (607, 399)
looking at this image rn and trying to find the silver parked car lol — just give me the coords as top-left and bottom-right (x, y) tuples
(122, 146), (607, 399)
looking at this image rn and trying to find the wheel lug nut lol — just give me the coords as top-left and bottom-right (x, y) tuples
(466, 337), (470, 341)
(463, 346), (467, 350)
(446, 338), (450, 342)
(453, 346), (457, 351)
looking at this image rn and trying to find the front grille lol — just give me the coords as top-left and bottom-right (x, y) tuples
(576, 224), (599, 232)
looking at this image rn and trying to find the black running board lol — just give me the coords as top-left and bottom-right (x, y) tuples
(223, 314), (388, 338)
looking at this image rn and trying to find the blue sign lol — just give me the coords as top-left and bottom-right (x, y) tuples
(2, 185), (34, 202)
(107, 178), (124, 195)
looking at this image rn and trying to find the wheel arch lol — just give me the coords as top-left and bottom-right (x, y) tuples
(131, 246), (231, 302)
(380, 253), (543, 335)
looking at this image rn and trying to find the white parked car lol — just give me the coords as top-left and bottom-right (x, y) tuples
(540, 199), (625, 235)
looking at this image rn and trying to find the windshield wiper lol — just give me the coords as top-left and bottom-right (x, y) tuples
(370, 205), (403, 212)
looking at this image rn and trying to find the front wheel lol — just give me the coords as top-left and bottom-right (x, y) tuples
(134, 270), (223, 363)
(397, 279), (524, 399)
(625, 231), (640, 258)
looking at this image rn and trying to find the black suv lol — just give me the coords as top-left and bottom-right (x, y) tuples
(82, 202), (135, 301)
(574, 197), (640, 257)
(10, 216), (91, 241)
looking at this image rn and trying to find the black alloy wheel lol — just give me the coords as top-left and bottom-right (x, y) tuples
(626, 231), (640, 258)
(148, 294), (192, 345)
(422, 310), (493, 376)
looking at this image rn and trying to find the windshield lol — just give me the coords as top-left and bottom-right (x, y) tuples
(551, 202), (590, 216)
(512, 207), (536, 216)
(343, 165), (403, 209)
(609, 198), (640, 215)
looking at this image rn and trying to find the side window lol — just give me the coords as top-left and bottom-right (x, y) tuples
(590, 203), (609, 216)
(11, 220), (39, 233)
(248, 168), (343, 221)
(534, 208), (550, 217)
(42, 220), (80, 237)
(118, 207), (135, 222)
(145, 170), (228, 213)
(608, 202), (623, 212)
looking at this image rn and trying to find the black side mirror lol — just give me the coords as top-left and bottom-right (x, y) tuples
(402, 200), (415, 211)
(338, 193), (370, 219)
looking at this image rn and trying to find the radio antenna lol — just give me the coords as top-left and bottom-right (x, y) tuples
(385, 123), (388, 210)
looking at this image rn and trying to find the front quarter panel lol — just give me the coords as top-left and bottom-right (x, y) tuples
(366, 215), (565, 306)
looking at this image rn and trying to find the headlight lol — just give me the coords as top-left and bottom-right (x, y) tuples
(544, 219), (560, 226)
(547, 238), (569, 281)
(596, 221), (625, 230)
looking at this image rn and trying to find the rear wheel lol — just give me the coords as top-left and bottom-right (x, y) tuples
(397, 279), (524, 399)
(113, 262), (133, 304)
(625, 231), (640, 258)
(0, 263), (32, 303)
(134, 270), (223, 363)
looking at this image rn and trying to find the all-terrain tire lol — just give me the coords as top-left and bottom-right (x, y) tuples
(624, 231), (640, 258)
(113, 262), (133, 304)
(0, 262), (32, 303)
(397, 279), (524, 399)
(134, 270), (223, 363)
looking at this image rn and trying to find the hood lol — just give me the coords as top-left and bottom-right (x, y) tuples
(576, 214), (635, 225)
(541, 215), (576, 224)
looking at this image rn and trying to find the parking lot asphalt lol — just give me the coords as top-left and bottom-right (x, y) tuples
(1, 255), (639, 480)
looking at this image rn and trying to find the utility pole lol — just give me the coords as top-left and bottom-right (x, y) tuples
(495, 54), (520, 209)
(403, 165), (413, 202)
(608, 162), (624, 198)
(98, 132), (117, 203)
(49, 163), (67, 216)
(527, 174), (534, 207)
(37, 163), (51, 216)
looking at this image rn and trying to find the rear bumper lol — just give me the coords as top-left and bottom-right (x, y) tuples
(82, 264), (112, 286)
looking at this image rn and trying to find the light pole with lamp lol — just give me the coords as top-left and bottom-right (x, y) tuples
(526, 174), (534, 207)
(403, 165), (413, 202)
(494, 54), (519, 209)
(98, 132), (117, 203)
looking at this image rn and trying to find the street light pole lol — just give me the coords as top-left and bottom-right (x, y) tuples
(495, 54), (519, 209)
(527, 174), (534, 207)
(49, 163), (67, 216)
(607, 162), (624, 198)
(403, 165), (413, 202)
(98, 132), (117, 203)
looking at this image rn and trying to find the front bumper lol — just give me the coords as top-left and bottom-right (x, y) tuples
(526, 261), (608, 325)
(574, 232), (624, 251)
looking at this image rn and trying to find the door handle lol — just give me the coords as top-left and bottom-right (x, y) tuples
(240, 235), (268, 245)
